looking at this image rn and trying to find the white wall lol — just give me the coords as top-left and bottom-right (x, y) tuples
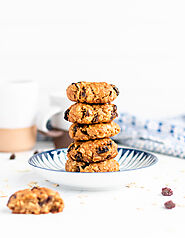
(0, 0), (185, 119)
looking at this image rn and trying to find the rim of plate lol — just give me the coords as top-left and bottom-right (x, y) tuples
(28, 147), (158, 174)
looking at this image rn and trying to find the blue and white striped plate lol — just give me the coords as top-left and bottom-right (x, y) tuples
(28, 147), (158, 190)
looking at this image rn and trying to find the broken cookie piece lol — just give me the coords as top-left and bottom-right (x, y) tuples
(7, 187), (64, 214)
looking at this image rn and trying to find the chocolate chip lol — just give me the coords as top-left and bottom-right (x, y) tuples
(33, 150), (39, 155)
(64, 109), (70, 121)
(9, 153), (16, 160)
(97, 146), (109, 154)
(67, 144), (75, 152)
(75, 152), (83, 161)
(111, 85), (119, 96)
(91, 114), (99, 123)
(109, 91), (112, 96)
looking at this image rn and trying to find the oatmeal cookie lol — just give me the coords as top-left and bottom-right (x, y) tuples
(65, 158), (119, 172)
(66, 82), (119, 104)
(67, 138), (118, 163)
(64, 103), (118, 124)
(7, 187), (64, 214)
(69, 121), (120, 141)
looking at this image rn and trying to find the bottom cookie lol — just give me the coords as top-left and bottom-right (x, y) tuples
(65, 158), (119, 173)
(7, 187), (64, 214)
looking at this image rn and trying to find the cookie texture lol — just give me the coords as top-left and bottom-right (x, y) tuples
(64, 103), (118, 124)
(67, 138), (118, 163)
(69, 121), (120, 141)
(65, 158), (119, 172)
(7, 187), (64, 214)
(66, 82), (119, 104)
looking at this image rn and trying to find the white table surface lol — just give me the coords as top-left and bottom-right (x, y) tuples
(1, 141), (185, 238)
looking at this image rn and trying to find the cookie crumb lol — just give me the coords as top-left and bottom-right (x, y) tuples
(164, 200), (175, 209)
(9, 154), (16, 160)
(27, 181), (38, 188)
(53, 183), (59, 187)
(136, 208), (144, 211)
(125, 182), (136, 188)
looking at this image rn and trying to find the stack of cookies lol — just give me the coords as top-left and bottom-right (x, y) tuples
(64, 82), (120, 172)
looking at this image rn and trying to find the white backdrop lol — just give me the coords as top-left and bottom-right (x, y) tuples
(0, 0), (185, 119)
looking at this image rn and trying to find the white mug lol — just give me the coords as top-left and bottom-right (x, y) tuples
(37, 91), (71, 133)
(0, 80), (38, 152)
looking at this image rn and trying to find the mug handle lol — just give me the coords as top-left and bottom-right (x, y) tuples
(36, 105), (62, 133)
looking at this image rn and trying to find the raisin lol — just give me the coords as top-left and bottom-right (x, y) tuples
(67, 144), (75, 152)
(33, 150), (39, 155)
(82, 109), (87, 118)
(97, 146), (109, 154)
(110, 106), (118, 120)
(76, 166), (80, 172)
(9, 194), (16, 200)
(81, 86), (86, 98)
(64, 109), (70, 121)
(73, 125), (78, 135)
(81, 164), (87, 170)
(75, 145), (80, 150)
(38, 196), (53, 206)
(107, 141), (112, 146)
(75, 152), (83, 161)
(164, 200), (175, 209)
(50, 206), (59, 213)
(113, 105), (117, 111)
(91, 114), (99, 123)
(110, 112), (118, 120)
(111, 84), (119, 96)
(85, 110), (90, 116)
(31, 186), (39, 191)
(81, 130), (88, 135)
(9, 153), (16, 160)
(106, 155), (111, 160)
(161, 187), (173, 196)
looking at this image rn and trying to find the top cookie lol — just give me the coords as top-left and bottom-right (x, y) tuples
(66, 82), (119, 104)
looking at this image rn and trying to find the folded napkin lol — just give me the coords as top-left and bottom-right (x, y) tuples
(114, 113), (185, 158)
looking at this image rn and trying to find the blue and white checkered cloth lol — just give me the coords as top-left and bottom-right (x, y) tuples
(114, 113), (185, 158)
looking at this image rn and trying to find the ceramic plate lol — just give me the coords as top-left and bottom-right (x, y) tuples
(28, 148), (158, 190)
